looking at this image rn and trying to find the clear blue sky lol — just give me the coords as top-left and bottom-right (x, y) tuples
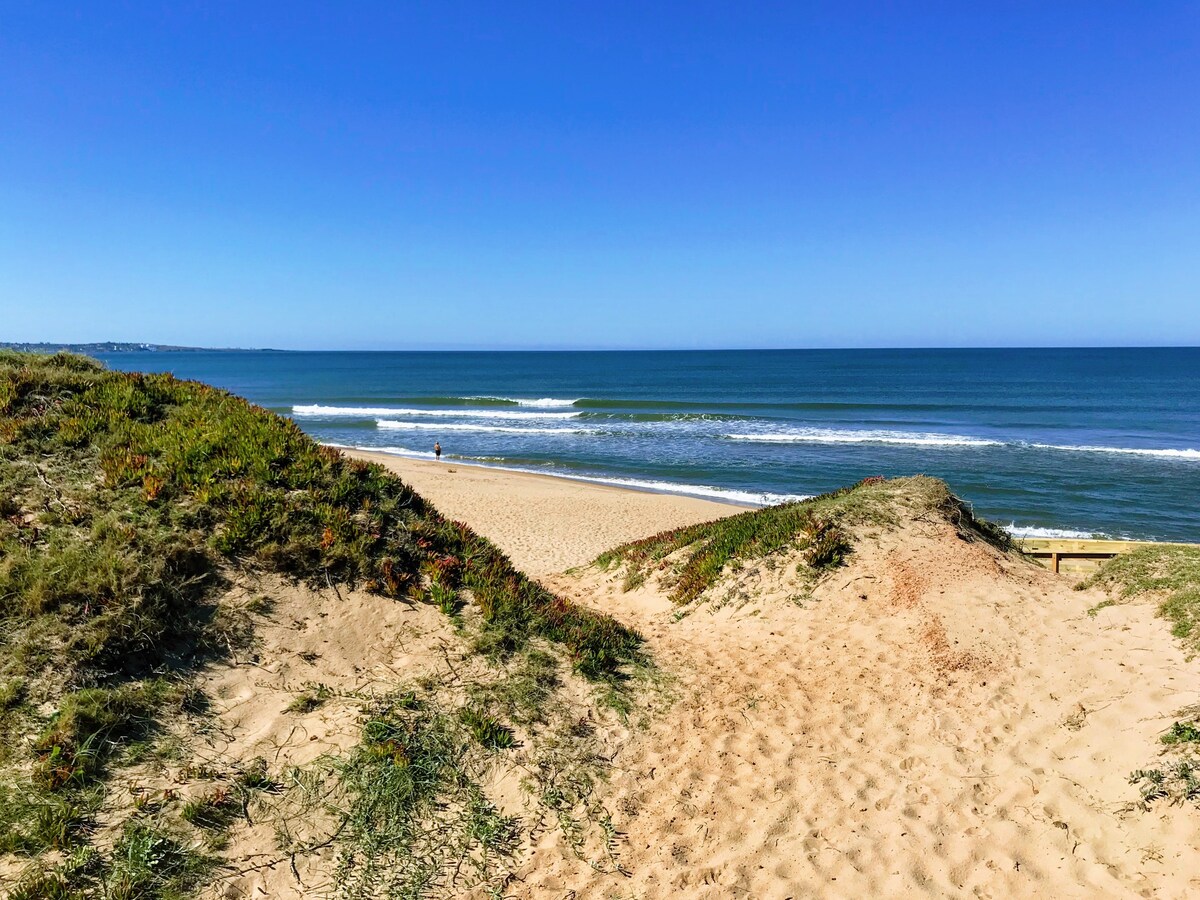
(2, 3), (1197, 349)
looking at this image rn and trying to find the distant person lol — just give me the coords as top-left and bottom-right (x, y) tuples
(434, 441), (442, 460)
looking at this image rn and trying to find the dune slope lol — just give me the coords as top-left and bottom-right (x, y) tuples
(6, 353), (1196, 899)
(0, 352), (644, 900)
(409, 473), (1200, 898)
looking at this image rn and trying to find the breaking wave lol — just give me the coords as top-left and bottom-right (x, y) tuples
(295, 404), (578, 420)
(725, 429), (1002, 448)
(376, 419), (594, 435)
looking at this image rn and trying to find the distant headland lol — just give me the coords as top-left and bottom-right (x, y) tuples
(0, 341), (274, 353)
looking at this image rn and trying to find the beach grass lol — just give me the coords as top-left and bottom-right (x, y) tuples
(595, 474), (1009, 604)
(1079, 545), (1200, 652)
(0, 350), (644, 897)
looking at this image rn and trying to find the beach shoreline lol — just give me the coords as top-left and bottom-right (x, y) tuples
(328, 442), (781, 507)
(98, 349), (1200, 541)
(342, 447), (745, 575)
(342, 447), (1200, 898)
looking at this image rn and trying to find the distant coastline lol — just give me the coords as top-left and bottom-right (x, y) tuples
(0, 341), (275, 353)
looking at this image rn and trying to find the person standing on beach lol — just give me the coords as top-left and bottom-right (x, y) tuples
(434, 441), (442, 460)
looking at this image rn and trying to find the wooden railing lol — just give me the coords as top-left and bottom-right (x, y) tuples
(1014, 538), (1185, 576)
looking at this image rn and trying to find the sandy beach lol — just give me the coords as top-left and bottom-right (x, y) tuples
(344, 450), (744, 575)
(343, 451), (1200, 898)
(5, 367), (1197, 899)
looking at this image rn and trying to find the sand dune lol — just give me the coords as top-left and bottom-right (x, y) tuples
(353, 455), (1200, 898)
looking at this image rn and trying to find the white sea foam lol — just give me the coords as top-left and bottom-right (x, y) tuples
(391, 408), (579, 420)
(534, 473), (810, 506)
(470, 396), (581, 408)
(725, 429), (1002, 448)
(324, 442), (439, 459)
(1004, 524), (1107, 540)
(294, 404), (579, 420)
(324, 443), (804, 506)
(726, 430), (1200, 459)
(376, 419), (593, 435)
(295, 405), (417, 417)
(1030, 443), (1200, 460)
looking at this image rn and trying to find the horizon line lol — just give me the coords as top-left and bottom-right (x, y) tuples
(6, 342), (1200, 354)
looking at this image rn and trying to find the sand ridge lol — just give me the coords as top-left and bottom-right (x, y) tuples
(517, 523), (1200, 898)
(348, 457), (1200, 898)
(182, 456), (1200, 898)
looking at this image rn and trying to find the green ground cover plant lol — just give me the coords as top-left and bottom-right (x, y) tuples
(1081, 546), (1200, 811)
(285, 682), (333, 714)
(333, 691), (521, 897)
(1162, 720), (1200, 746)
(1079, 545), (1200, 652)
(0, 351), (644, 897)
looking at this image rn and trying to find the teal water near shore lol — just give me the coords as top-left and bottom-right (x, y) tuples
(98, 348), (1200, 541)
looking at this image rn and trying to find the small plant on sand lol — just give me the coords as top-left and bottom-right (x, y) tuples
(1162, 720), (1200, 745)
(429, 581), (462, 617)
(799, 513), (852, 570)
(0, 782), (94, 855)
(180, 759), (278, 836)
(1080, 545), (1200, 652)
(1087, 598), (1117, 617)
(286, 683), (333, 714)
(181, 788), (240, 830)
(107, 819), (213, 899)
(459, 706), (516, 750)
(1131, 759), (1200, 807)
(236, 757), (277, 792)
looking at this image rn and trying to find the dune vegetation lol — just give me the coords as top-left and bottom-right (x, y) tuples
(1080, 544), (1200, 652)
(594, 474), (1011, 604)
(4, 350), (1198, 898)
(1080, 545), (1200, 808)
(0, 351), (643, 898)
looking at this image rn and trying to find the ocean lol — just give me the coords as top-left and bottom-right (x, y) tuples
(97, 348), (1200, 542)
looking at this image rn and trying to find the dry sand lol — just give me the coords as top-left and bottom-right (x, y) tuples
(344, 450), (744, 575)
(186, 454), (1200, 898)
(345, 454), (1200, 898)
(189, 576), (464, 898)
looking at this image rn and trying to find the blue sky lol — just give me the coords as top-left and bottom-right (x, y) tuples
(1, 2), (1197, 349)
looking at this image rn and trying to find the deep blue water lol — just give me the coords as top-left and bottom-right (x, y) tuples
(97, 349), (1200, 541)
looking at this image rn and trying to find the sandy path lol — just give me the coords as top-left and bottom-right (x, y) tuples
(523, 527), (1200, 898)
(345, 450), (742, 575)
(343, 454), (1200, 897)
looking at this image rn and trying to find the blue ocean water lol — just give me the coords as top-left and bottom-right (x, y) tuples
(98, 349), (1200, 541)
